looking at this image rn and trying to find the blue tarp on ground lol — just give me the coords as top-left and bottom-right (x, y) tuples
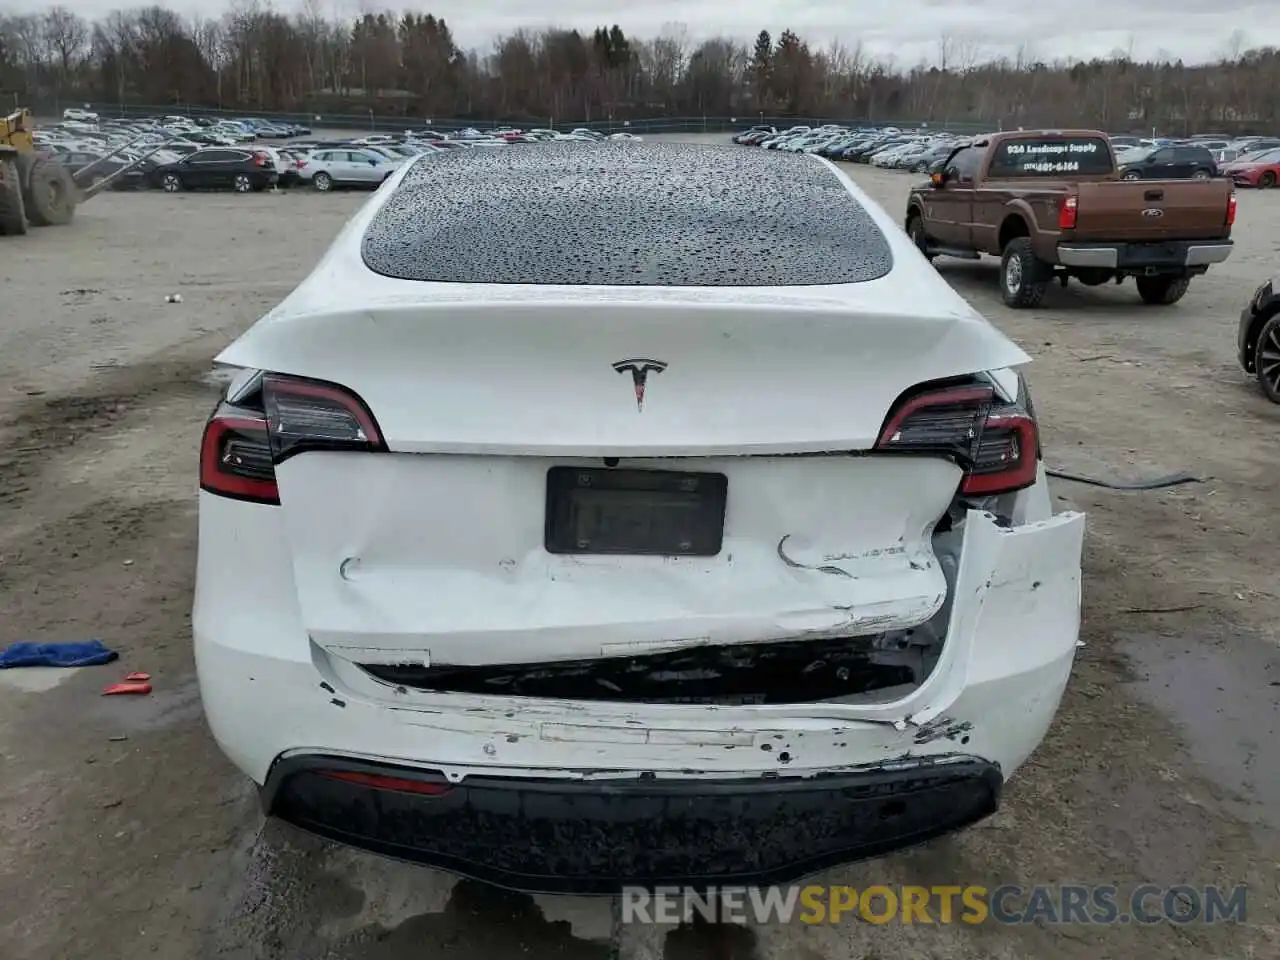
(0, 641), (118, 668)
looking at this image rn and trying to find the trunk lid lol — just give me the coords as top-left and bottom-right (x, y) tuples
(1071, 179), (1233, 241)
(216, 298), (1026, 456)
(220, 292), (1029, 668)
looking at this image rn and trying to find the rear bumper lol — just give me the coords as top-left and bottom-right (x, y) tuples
(194, 472), (1085, 886)
(1057, 239), (1233, 271)
(262, 754), (1002, 893)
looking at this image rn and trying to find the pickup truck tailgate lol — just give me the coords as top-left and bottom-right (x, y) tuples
(1072, 180), (1233, 240)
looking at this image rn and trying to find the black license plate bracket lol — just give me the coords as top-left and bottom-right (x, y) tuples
(544, 467), (727, 556)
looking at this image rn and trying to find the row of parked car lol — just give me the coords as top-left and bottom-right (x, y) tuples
(731, 124), (968, 172)
(1113, 137), (1280, 187)
(732, 123), (1280, 187)
(34, 115), (644, 193)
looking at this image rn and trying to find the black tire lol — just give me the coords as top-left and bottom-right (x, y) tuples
(1135, 275), (1190, 305)
(1000, 237), (1049, 308)
(161, 173), (183, 192)
(1256, 313), (1280, 403)
(313, 171), (333, 192)
(22, 156), (76, 226)
(1192, 169), (1211, 181)
(906, 214), (934, 261)
(1260, 171), (1276, 189)
(1122, 169), (1142, 181)
(0, 158), (27, 236)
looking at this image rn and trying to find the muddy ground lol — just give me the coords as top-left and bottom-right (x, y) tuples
(0, 137), (1277, 959)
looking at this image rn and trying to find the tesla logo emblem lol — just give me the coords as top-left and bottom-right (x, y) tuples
(1142, 208), (1164, 218)
(612, 358), (667, 411)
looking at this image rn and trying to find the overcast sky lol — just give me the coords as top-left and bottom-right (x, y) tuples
(33, 0), (1280, 67)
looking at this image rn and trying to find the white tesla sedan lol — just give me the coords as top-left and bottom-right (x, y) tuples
(194, 142), (1085, 892)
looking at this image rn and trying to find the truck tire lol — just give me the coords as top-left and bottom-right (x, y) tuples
(906, 214), (934, 261)
(0, 158), (27, 236)
(1000, 238), (1049, 308)
(1136, 275), (1190, 306)
(22, 156), (76, 226)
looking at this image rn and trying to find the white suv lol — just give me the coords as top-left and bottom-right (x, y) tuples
(194, 143), (1084, 892)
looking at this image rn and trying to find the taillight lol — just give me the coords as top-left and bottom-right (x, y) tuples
(1226, 191), (1237, 227)
(200, 414), (278, 504)
(199, 374), (385, 505)
(875, 380), (1040, 497)
(1058, 195), (1078, 230)
(252, 152), (267, 166)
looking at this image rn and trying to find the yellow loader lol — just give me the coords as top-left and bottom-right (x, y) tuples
(0, 108), (80, 235)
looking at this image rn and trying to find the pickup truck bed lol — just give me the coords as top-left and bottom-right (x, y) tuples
(904, 130), (1236, 308)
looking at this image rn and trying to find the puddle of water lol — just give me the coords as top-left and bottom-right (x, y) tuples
(332, 879), (615, 959)
(1118, 630), (1280, 830)
(0, 666), (82, 693)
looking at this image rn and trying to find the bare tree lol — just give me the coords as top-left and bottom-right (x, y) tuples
(42, 6), (88, 86)
(0, 10), (1273, 137)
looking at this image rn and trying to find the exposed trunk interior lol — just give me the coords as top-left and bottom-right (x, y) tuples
(360, 631), (925, 705)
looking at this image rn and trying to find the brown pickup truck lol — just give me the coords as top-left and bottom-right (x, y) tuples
(903, 130), (1236, 308)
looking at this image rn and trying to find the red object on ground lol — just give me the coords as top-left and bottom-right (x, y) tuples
(102, 681), (152, 696)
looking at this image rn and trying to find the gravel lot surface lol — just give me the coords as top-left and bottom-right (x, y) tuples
(0, 134), (1276, 959)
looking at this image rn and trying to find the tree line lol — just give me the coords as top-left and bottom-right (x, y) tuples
(3, 6), (1280, 133)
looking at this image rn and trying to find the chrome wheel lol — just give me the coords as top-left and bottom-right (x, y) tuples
(1004, 254), (1023, 295)
(233, 174), (252, 192)
(162, 174), (181, 192)
(313, 172), (333, 192)
(1193, 170), (1210, 181)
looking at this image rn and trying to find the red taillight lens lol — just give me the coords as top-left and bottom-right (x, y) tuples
(199, 374), (385, 505)
(1226, 192), (1237, 227)
(875, 381), (1040, 497)
(1058, 195), (1078, 230)
(252, 152), (267, 166)
(200, 415), (279, 504)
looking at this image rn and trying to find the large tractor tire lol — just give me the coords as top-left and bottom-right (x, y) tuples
(0, 157), (28, 236)
(19, 154), (76, 227)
